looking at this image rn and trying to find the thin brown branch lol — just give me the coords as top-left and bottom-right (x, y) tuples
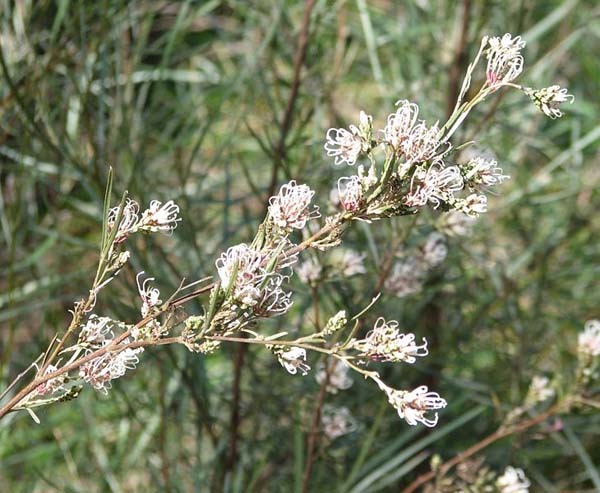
(402, 402), (566, 493)
(446, 0), (472, 118)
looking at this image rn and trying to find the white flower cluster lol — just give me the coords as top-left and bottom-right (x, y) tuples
(275, 346), (310, 376)
(324, 111), (372, 166)
(353, 317), (428, 364)
(525, 85), (574, 119)
(108, 198), (181, 243)
(268, 180), (320, 231)
(77, 315), (143, 394)
(486, 33), (526, 87)
(496, 466), (530, 493)
(376, 380), (447, 427)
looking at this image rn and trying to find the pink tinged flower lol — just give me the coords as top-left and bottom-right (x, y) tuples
(384, 100), (419, 149)
(405, 164), (463, 209)
(315, 360), (353, 394)
(34, 364), (64, 396)
(378, 382), (447, 427)
(355, 317), (428, 364)
(268, 180), (320, 230)
(578, 320), (600, 357)
(525, 85), (574, 119)
(337, 176), (363, 212)
(486, 33), (526, 87)
(324, 111), (371, 166)
(108, 198), (140, 243)
(464, 157), (510, 189)
(79, 344), (144, 394)
(497, 466), (530, 493)
(136, 272), (162, 317)
(277, 347), (310, 375)
(440, 210), (476, 237)
(79, 315), (114, 346)
(401, 121), (449, 167)
(140, 200), (181, 234)
(216, 243), (266, 304)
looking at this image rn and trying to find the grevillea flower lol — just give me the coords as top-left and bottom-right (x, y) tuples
(315, 360), (353, 393)
(497, 466), (530, 493)
(461, 193), (488, 216)
(463, 156), (510, 189)
(34, 365), (64, 396)
(486, 33), (526, 87)
(79, 344), (144, 394)
(324, 111), (371, 166)
(384, 100), (419, 149)
(140, 200), (181, 234)
(253, 274), (293, 317)
(136, 272), (162, 317)
(337, 176), (363, 212)
(439, 210), (476, 237)
(215, 243), (265, 305)
(578, 319), (600, 357)
(321, 405), (357, 440)
(376, 381), (447, 427)
(527, 375), (555, 405)
(331, 249), (367, 277)
(405, 164), (464, 208)
(354, 317), (428, 364)
(268, 180), (319, 230)
(79, 315), (114, 346)
(525, 85), (574, 119)
(108, 198), (140, 243)
(400, 121), (450, 170)
(276, 347), (310, 375)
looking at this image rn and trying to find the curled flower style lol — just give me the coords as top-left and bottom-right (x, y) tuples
(140, 200), (181, 234)
(525, 85), (574, 119)
(462, 156), (510, 189)
(461, 193), (488, 216)
(497, 466), (530, 493)
(400, 121), (450, 169)
(486, 33), (526, 87)
(79, 315), (114, 346)
(377, 381), (447, 427)
(324, 111), (371, 166)
(297, 257), (322, 284)
(578, 319), (600, 357)
(384, 256), (427, 298)
(254, 274), (293, 317)
(422, 232), (447, 268)
(108, 198), (140, 243)
(275, 346), (310, 375)
(337, 176), (363, 212)
(79, 344), (144, 394)
(315, 359), (353, 393)
(268, 180), (319, 230)
(321, 405), (357, 440)
(34, 365), (65, 396)
(405, 164), (464, 208)
(384, 100), (419, 149)
(136, 272), (162, 317)
(216, 243), (266, 305)
(354, 317), (428, 364)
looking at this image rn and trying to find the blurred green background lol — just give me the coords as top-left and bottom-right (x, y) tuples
(0, 0), (599, 491)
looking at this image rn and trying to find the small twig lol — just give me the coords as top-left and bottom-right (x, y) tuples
(402, 401), (566, 493)
(446, 0), (472, 118)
